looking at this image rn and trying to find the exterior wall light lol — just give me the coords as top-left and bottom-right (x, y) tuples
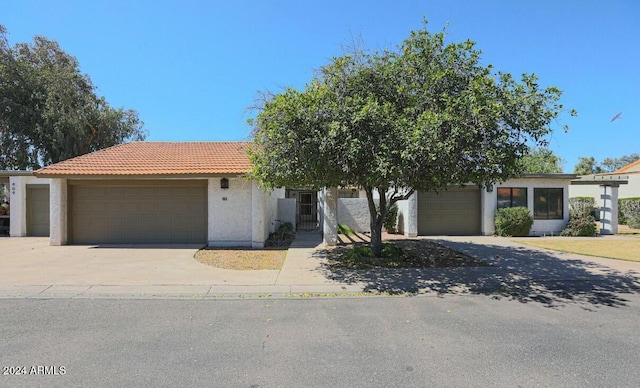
(220, 178), (229, 189)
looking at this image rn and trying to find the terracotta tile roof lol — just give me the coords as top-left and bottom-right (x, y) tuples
(613, 158), (640, 174)
(35, 142), (252, 177)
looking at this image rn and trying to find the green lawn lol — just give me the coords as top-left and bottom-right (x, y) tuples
(513, 237), (640, 262)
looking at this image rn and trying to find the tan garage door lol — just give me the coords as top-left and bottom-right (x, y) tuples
(418, 187), (481, 235)
(27, 185), (50, 236)
(69, 181), (207, 244)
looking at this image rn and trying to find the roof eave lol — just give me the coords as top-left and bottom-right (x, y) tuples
(0, 170), (35, 177)
(32, 172), (250, 179)
(521, 173), (578, 179)
(571, 174), (629, 186)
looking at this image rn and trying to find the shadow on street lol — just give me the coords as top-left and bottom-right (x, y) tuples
(318, 239), (640, 309)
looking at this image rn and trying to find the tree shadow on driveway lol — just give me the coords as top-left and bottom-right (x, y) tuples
(318, 239), (640, 309)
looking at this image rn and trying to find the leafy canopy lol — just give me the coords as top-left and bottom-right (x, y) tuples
(573, 156), (604, 175)
(248, 21), (573, 256)
(519, 147), (565, 174)
(249, 23), (572, 194)
(0, 25), (146, 170)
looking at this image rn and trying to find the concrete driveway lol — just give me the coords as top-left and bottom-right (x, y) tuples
(0, 237), (286, 297)
(2, 235), (640, 306)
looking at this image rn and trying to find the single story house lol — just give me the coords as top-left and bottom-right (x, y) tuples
(3, 141), (619, 245)
(34, 142), (286, 247)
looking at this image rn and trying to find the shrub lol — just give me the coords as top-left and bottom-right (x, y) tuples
(619, 198), (640, 229)
(343, 242), (403, 262)
(266, 222), (295, 246)
(494, 207), (533, 237)
(561, 215), (596, 236)
(569, 197), (597, 219)
(384, 204), (399, 233)
(618, 198), (626, 225)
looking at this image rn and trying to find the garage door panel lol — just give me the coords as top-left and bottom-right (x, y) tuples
(418, 188), (480, 235)
(105, 187), (123, 197)
(138, 202), (156, 213)
(70, 182), (207, 244)
(174, 203), (191, 213)
(27, 186), (51, 237)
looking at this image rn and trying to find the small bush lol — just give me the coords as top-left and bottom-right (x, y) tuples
(561, 215), (596, 236)
(569, 197), (597, 219)
(384, 204), (399, 233)
(265, 222), (295, 247)
(343, 242), (403, 262)
(494, 207), (533, 237)
(619, 198), (640, 229)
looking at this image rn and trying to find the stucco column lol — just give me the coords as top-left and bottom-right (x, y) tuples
(599, 185), (619, 235)
(8, 176), (25, 237)
(251, 181), (266, 248)
(405, 191), (417, 237)
(323, 187), (338, 246)
(481, 187), (497, 235)
(49, 178), (67, 245)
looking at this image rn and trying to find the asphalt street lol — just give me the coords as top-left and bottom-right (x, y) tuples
(2, 294), (639, 387)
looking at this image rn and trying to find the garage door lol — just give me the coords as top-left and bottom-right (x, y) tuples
(27, 185), (50, 236)
(69, 181), (207, 244)
(418, 187), (481, 235)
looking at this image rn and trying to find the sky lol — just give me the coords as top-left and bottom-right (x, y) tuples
(2, 0), (639, 172)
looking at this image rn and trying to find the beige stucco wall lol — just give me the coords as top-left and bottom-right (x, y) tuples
(207, 179), (283, 248)
(337, 198), (371, 233)
(208, 177), (253, 246)
(277, 198), (296, 231)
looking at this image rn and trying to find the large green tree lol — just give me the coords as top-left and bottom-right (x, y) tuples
(519, 147), (564, 174)
(0, 25), (146, 170)
(249, 23), (573, 257)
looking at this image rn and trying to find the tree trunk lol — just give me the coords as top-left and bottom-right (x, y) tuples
(365, 187), (414, 261)
(365, 188), (387, 258)
(370, 215), (385, 257)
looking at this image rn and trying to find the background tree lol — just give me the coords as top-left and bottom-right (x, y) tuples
(601, 153), (640, 172)
(0, 25), (146, 170)
(519, 147), (564, 174)
(249, 22), (572, 257)
(573, 153), (639, 175)
(573, 157), (603, 175)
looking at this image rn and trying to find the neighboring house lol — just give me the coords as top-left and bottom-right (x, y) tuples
(570, 159), (640, 200)
(34, 142), (284, 247)
(569, 159), (636, 232)
(0, 171), (51, 238)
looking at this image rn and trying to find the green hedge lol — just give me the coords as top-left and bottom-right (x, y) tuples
(494, 207), (533, 237)
(619, 198), (640, 229)
(569, 197), (597, 219)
